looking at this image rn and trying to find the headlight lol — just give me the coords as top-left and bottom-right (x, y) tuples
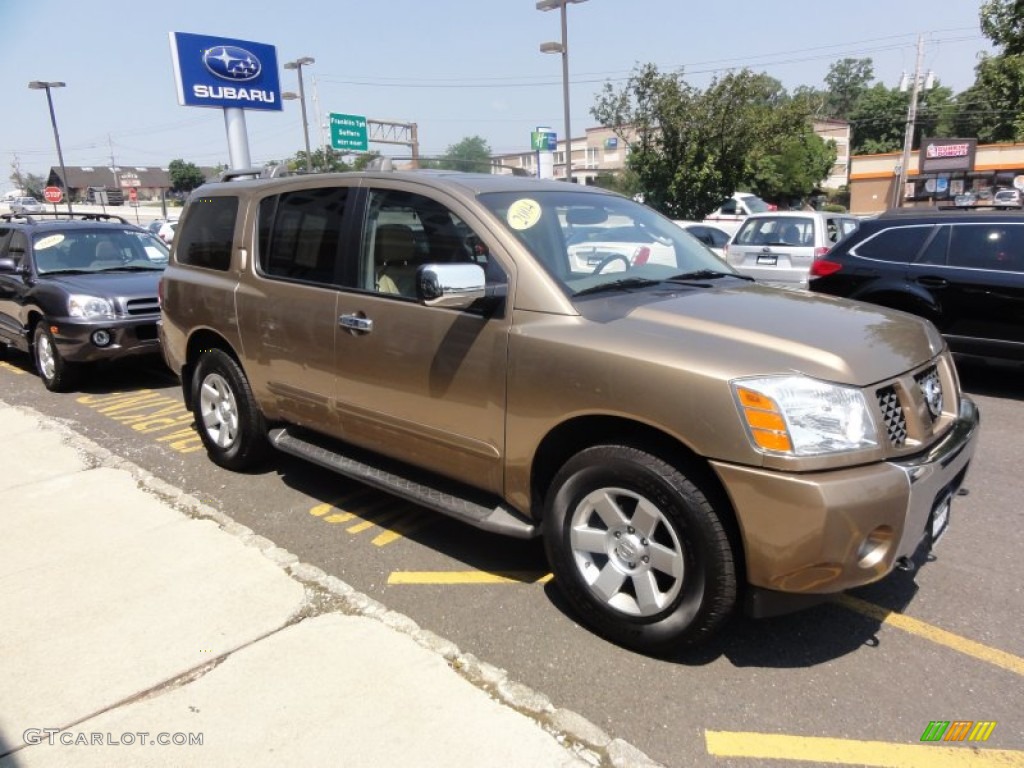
(732, 375), (878, 456)
(68, 294), (115, 320)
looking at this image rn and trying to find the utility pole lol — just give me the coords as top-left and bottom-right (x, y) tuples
(894, 35), (926, 208)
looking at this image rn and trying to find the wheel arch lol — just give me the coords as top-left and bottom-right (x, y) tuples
(854, 285), (941, 325)
(530, 415), (745, 578)
(182, 329), (243, 410)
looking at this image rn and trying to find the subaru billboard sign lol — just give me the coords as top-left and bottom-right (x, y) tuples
(169, 32), (282, 111)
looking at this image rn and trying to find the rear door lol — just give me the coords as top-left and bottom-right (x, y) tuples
(912, 222), (1024, 354)
(234, 185), (354, 432)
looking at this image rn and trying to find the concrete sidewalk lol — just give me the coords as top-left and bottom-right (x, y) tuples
(0, 401), (661, 768)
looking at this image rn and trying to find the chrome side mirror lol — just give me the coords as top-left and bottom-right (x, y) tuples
(417, 263), (487, 308)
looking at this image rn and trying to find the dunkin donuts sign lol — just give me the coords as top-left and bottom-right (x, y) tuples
(919, 138), (977, 173)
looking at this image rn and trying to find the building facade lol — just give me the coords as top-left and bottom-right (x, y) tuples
(849, 141), (1024, 214)
(493, 121), (851, 191)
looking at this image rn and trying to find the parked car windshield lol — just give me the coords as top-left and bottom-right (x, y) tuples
(32, 228), (169, 274)
(739, 194), (771, 213)
(478, 190), (734, 296)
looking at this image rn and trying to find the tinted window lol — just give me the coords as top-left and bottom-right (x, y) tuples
(853, 225), (933, 263)
(175, 196), (238, 271)
(917, 226), (950, 265)
(948, 223), (1024, 272)
(257, 187), (347, 285)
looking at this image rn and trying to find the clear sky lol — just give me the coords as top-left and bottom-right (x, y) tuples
(1, 1), (991, 184)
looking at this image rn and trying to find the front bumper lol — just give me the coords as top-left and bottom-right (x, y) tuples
(712, 396), (980, 595)
(47, 315), (161, 363)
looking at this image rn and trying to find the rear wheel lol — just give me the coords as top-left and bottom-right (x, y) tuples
(191, 349), (269, 471)
(33, 324), (80, 392)
(543, 445), (737, 654)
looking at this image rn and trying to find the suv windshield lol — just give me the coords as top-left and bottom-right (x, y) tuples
(477, 190), (734, 296)
(33, 228), (169, 274)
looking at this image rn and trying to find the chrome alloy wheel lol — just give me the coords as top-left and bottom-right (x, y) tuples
(569, 487), (685, 617)
(199, 372), (239, 449)
(36, 333), (56, 381)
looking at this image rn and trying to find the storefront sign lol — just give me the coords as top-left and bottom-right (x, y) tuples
(919, 138), (976, 173)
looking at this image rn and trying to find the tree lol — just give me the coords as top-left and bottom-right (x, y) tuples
(435, 136), (493, 172)
(168, 159), (206, 194)
(288, 147), (353, 173)
(748, 128), (837, 204)
(824, 58), (875, 119)
(9, 163), (44, 199)
(848, 82), (955, 155)
(591, 64), (811, 219)
(961, 1), (1024, 140)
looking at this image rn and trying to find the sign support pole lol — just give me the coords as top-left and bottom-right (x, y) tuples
(224, 108), (252, 170)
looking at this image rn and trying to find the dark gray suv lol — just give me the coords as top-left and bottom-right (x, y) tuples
(0, 212), (169, 391)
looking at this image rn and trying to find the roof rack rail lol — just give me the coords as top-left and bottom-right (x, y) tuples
(219, 164), (293, 182)
(0, 211), (130, 224)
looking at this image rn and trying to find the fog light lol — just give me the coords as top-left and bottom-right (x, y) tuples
(856, 525), (894, 569)
(91, 329), (112, 347)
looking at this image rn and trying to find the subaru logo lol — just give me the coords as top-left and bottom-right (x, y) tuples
(203, 46), (262, 82)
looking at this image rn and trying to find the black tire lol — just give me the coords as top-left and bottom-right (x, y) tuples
(33, 324), (80, 392)
(543, 445), (737, 654)
(191, 349), (269, 471)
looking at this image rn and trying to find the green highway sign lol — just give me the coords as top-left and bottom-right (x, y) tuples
(330, 112), (368, 152)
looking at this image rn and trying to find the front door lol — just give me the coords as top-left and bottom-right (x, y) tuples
(331, 186), (511, 494)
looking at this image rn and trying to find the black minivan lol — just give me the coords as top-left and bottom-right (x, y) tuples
(809, 209), (1024, 362)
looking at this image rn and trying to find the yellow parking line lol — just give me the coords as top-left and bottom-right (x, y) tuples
(837, 595), (1024, 677)
(0, 361), (27, 375)
(705, 730), (1024, 767)
(388, 570), (554, 585)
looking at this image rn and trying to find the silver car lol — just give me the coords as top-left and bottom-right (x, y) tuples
(725, 211), (859, 288)
(10, 197), (45, 215)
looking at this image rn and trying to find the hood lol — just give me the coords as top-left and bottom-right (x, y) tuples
(575, 283), (945, 386)
(44, 270), (163, 297)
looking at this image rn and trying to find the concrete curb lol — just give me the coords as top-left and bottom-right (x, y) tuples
(7, 401), (665, 768)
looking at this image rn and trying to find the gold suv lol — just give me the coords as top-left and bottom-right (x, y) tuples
(159, 169), (980, 654)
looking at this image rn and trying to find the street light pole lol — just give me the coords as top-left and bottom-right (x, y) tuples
(284, 57), (315, 173)
(538, 0), (588, 183)
(28, 80), (73, 214)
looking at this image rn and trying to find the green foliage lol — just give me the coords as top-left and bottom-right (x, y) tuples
(288, 147), (354, 173)
(821, 203), (848, 213)
(588, 168), (642, 198)
(9, 164), (44, 199)
(591, 64), (811, 219)
(168, 159), (206, 194)
(436, 136), (493, 172)
(963, 2), (1024, 141)
(824, 58), (874, 119)
(748, 127), (837, 202)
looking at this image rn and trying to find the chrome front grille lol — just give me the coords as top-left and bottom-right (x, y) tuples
(874, 358), (955, 452)
(877, 386), (907, 447)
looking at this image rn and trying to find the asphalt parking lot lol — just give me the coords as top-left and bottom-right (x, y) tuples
(0, 350), (1021, 767)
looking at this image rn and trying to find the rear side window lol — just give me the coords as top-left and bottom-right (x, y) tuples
(257, 187), (348, 285)
(853, 225), (933, 263)
(948, 223), (1024, 272)
(175, 196), (238, 271)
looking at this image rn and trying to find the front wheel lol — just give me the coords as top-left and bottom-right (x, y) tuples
(543, 445), (737, 654)
(191, 349), (269, 471)
(33, 324), (80, 392)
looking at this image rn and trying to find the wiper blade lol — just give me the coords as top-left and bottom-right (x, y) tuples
(93, 265), (163, 272)
(668, 270), (754, 282)
(573, 277), (662, 297)
(38, 269), (92, 275)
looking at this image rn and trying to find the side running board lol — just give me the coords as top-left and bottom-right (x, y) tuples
(268, 427), (539, 539)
